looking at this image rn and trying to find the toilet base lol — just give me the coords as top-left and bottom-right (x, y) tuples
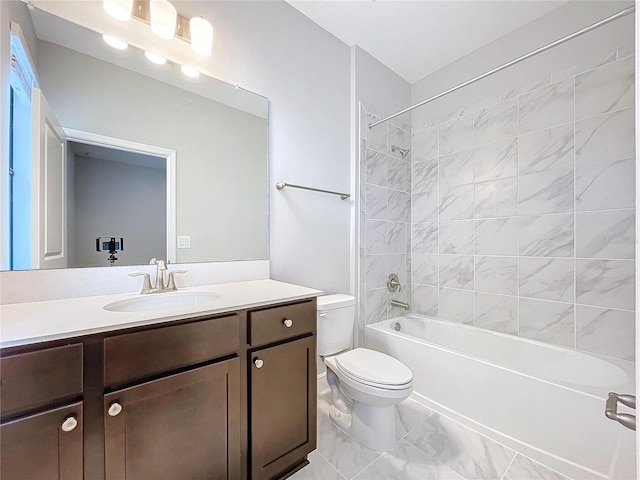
(328, 401), (396, 451)
(351, 402), (397, 451)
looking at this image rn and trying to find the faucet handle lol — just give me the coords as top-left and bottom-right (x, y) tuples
(129, 273), (152, 293)
(166, 270), (187, 291)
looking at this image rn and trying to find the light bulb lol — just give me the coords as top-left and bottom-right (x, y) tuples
(189, 17), (213, 56)
(181, 65), (200, 78)
(103, 0), (133, 21)
(144, 51), (167, 65)
(103, 34), (128, 50)
(150, 0), (177, 40)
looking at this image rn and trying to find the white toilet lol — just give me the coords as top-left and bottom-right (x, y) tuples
(317, 294), (413, 451)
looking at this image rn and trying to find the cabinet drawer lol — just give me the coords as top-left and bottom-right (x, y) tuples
(104, 314), (240, 387)
(248, 300), (315, 347)
(0, 344), (83, 418)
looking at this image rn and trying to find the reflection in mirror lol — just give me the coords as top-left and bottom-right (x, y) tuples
(2, 1), (269, 271)
(67, 141), (166, 268)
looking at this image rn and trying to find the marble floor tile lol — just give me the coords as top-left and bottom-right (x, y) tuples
(312, 392), (573, 480)
(316, 395), (384, 479)
(405, 413), (516, 480)
(502, 454), (570, 480)
(289, 450), (346, 480)
(395, 397), (434, 440)
(353, 440), (465, 480)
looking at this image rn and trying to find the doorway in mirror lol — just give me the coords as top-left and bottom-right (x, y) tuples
(67, 140), (168, 268)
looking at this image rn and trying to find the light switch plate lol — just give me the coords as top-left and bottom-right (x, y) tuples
(177, 236), (191, 249)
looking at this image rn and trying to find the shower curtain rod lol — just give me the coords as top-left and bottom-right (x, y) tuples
(369, 5), (636, 128)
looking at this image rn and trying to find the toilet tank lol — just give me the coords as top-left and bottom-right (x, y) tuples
(316, 294), (356, 356)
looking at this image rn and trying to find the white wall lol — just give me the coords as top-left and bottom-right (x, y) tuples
(208, 1), (353, 294)
(354, 47), (412, 123)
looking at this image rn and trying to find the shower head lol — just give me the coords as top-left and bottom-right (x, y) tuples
(391, 145), (410, 159)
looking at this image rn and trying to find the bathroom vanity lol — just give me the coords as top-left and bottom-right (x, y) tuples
(0, 280), (320, 480)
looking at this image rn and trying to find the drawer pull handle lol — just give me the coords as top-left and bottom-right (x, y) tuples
(254, 358), (264, 369)
(108, 402), (123, 417)
(283, 318), (293, 328)
(61, 416), (78, 432)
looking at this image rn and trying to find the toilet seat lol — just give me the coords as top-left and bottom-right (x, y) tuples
(335, 348), (413, 390)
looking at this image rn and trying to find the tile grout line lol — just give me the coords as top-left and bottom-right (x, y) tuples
(573, 68), (578, 351)
(516, 88), (521, 338)
(499, 453), (519, 480)
(472, 110), (477, 327)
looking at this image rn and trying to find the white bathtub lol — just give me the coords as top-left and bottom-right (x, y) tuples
(365, 315), (636, 480)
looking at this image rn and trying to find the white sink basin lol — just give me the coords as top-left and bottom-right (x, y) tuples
(104, 292), (221, 312)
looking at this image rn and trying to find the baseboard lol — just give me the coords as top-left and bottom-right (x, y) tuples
(317, 372), (329, 395)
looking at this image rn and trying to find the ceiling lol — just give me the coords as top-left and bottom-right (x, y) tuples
(69, 142), (166, 170)
(286, 0), (568, 83)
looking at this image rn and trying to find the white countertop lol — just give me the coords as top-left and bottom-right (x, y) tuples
(0, 279), (323, 348)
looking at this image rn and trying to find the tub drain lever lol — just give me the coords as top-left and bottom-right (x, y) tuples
(605, 392), (636, 431)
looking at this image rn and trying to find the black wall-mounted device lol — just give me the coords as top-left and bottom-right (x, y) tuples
(96, 237), (124, 266)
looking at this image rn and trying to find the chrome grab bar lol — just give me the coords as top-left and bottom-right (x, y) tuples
(605, 392), (636, 431)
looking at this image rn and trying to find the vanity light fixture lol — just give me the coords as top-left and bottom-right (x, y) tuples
(150, 0), (177, 40)
(102, 34), (129, 50)
(144, 51), (167, 65)
(189, 17), (213, 56)
(180, 65), (200, 78)
(103, 1), (214, 59)
(103, 0), (133, 21)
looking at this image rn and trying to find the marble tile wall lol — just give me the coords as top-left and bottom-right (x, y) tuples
(358, 104), (412, 341)
(408, 47), (636, 361)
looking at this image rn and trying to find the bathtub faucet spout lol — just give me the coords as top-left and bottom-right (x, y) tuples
(390, 300), (410, 310)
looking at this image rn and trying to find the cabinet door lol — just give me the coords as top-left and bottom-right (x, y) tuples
(250, 335), (317, 480)
(104, 359), (241, 480)
(0, 402), (83, 480)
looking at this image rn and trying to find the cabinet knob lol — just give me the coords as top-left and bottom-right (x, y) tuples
(283, 318), (293, 328)
(61, 416), (78, 432)
(108, 402), (123, 417)
(254, 358), (264, 369)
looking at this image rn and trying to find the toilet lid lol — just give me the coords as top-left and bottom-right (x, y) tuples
(335, 348), (412, 387)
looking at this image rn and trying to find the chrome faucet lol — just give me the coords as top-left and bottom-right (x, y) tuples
(154, 259), (167, 290)
(129, 259), (187, 294)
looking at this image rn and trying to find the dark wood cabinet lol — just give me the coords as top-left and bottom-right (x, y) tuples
(0, 297), (317, 480)
(249, 334), (317, 480)
(104, 359), (241, 480)
(0, 402), (83, 480)
(0, 344), (83, 418)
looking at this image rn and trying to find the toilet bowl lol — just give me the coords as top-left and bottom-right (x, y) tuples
(317, 295), (413, 451)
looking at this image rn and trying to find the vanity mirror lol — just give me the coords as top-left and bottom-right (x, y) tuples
(1, 0), (269, 271)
